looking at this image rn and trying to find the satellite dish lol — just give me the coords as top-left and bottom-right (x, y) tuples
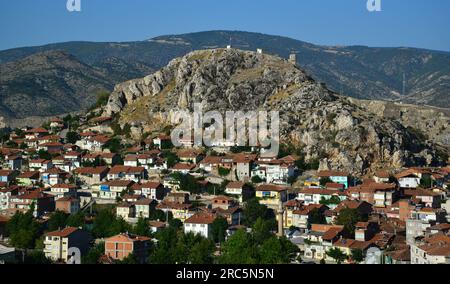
(365, 247), (382, 265)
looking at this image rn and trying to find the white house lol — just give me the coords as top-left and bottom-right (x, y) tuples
(184, 213), (216, 239)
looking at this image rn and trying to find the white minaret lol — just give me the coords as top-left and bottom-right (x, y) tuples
(277, 201), (284, 237)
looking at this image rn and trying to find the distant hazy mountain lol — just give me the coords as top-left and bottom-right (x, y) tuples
(0, 50), (112, 119)
(0, 30), (449, 122)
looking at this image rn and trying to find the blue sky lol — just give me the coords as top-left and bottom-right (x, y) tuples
(1, 0), (449, 51)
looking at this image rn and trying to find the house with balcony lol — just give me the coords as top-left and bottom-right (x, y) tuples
(156, 201), (194, 222)
(116, 202), (136, 221)
(297, 187), (347, 209)
(43, 227), (92, 263)
(135, 198), (156, 219)
(255, 184), (288, 210)
(29, 159), (53, 172)
(49, 184), (78, 199)
(139, 182), (166, 201)
(98, 180), (134, 201)
(225, 181), (254, 202)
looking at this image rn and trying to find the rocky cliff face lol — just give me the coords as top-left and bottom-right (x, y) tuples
(104, 49), (448, 174)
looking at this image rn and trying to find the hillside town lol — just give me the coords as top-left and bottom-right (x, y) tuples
(0, 113), (449, 265)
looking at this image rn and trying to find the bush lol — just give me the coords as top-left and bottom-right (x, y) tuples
(89, 92), (110, 111)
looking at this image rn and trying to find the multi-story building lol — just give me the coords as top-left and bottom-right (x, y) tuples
(184, 212), (217, 239)
(43, 227), (92, 263)
(410, 233), (450, 264)
(255, 184), (288, 210)
(105, 233), (151, 264)
(134, 198), (156, 219)
(98, 180), (134, 200)
(55, 197), (80, 214)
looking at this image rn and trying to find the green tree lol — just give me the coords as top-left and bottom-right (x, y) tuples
(258, 236), (298, 264)
(219, 230), (258, 264)
(117, 254), (139, 264)
(326, 247), (348, 264)
(320, 196), (342, 206)
(6, 209), (42, 249)
(37, 149), (52, 160)
(171, 173), (201, 194)
(320, 177), (333, 187)
(218, 167), (231, 177)
(243, 198), (269, 226)
(66, 132), (80, 144)
(66, 211), (86, 228)
(350, 249), (365, 264)
(211, 217), (229, 243)
(420, 176), (433, 188)
(149, 209), (169, 221)
(103, 138), (122, 153)
(23, 251), (52, 264)
(82, 242), (105, 264)
(169, 218), (183, 231)
(47, 211), (69, 231)
(92, 209), (131, 238)
(308, 208), (327, 225)
(251, 176), (264, 184)
(252, 218), (272, 245)
(335, 208), (363, 235)
(134, 217), (151, 237)
(189, 238), (215, 264)
(149, 228), (179, 264)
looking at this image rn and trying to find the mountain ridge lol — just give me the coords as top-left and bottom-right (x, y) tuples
(0, 30), (449, 124)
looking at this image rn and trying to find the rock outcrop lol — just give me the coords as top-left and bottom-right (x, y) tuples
(103, 48), (449, 174)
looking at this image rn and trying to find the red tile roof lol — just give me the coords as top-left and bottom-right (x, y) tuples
(185, 212), (216, 224)
(45, 227), (79, 237)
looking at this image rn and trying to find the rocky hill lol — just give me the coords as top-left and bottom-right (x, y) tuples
(1, 31), (450, 125)
(103, 48), (449, 174)
(0, 50), (112, 121)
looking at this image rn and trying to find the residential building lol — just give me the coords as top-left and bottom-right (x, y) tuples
(225, 181), (254, 202)
(255, 184), (288, 209)
(184, 212), (217, 239)
(318, 171), (350, 189)
(55, 197), (80, 214)
(74, 166), (109, 185)
(49, 184), (78, 199)
(116, 202), (135, 221)
(9, 191), (55, 217)
(135, 198), (156, 219)
(43, 227), (92, 263)
(16, 171), (40, 186)
(157, 202), (193, 222)
(139, 182), (165, 201)
(410, 233), (450, 264)
(105, 233), (152, 264)
(99, 180), (134, 200)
